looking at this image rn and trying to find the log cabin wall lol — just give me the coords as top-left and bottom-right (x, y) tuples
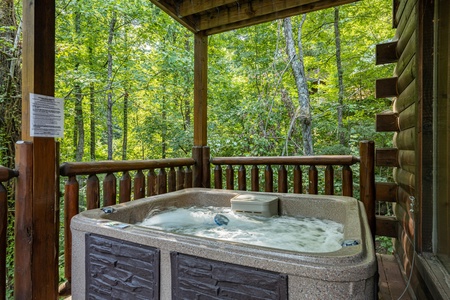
(376, 0), (435, 298)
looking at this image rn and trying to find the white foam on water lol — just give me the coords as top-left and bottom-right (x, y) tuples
(138, 206), (344, 253)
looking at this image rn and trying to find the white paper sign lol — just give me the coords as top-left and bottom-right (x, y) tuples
(30, 93), (64, 138)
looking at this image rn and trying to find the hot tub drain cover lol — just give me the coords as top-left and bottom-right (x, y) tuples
(231, 194), (279, 217)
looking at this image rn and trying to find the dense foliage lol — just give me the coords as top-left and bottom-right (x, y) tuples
(53, 0), (395, 163)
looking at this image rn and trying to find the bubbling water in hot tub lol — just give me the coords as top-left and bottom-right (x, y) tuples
(138, 206), (344, 253)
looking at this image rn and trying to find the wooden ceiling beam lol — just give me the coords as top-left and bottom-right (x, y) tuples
(204, 0), (360, 35)
(197, 0), (320, 31)
(178, 0), (238, 17)
(149, 0), (198, 32)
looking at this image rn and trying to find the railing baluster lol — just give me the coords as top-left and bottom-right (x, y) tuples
(103, 173), (117, 206)
(278, 165), (288, 193)
(176, 167), (185, 191)
(226, 165), (234, 190)
(64, 176), (79, 285)
(0, 183), (6, 299)
(251, 165), (259, 191)
(214, 165), (223, 189)
(325, 165), (334, 195)
(342, 165), (353, 197)
(308, 165), (318, 194)
(147, 169), (157, 196)
(265, 165), (273, 192)
(185, 166), (193, 188)
(134, 170), (145, 200)
(168, 167), (176, 192)
(86, 174), (100, 209)
(119, 171), (131, 203)
(157, 168), (167, 194)
(293, 165), (302, 193)
(238, 165), (246, 190)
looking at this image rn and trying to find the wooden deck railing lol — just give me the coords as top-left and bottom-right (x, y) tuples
(58, 157), (195, 293)
(209, 155), (359, 196)
(0, 166), (19, 300)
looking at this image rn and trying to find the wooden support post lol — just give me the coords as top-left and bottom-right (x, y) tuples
(16, 0), (58, 297)
(359, 141), (376, 238)
(202, 146), (210, 188)
(194, 32), (208, 147)
(192, 146), (202, 187)
(64, 176), (79, 285)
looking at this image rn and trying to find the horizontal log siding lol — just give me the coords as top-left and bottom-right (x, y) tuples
(397, 50), (416, 93)
(395, 0), (416, 44)
(396, 32), (416, 77)
(398, 150), (415, 173)
(392, 2), (421, 298)
(393, 127), (416, 150)
(398, 104), (415, 130)
(394, 79), (416, 113)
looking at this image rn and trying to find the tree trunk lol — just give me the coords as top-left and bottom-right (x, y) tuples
(74, 83), (84, 161)
(74, 9), (84, 162)
(89, 81), (96, 160)
(334, 7), (346, 146)
(122, 90), (128, 160)
(283, 16), (314, 156)
(107, 13), (117, 160)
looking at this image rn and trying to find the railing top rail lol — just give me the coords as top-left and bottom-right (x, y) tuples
(0, 166), (19, 182)
(60, 158), (196, 176)
(210, 155), (360, 166)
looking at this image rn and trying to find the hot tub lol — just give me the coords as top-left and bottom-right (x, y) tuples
(71, 188), (377, 299)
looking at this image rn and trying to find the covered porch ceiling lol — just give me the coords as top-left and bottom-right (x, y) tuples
(150, 0), (361, 35)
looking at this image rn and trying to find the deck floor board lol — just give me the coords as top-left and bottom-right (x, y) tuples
(377, 253), (413, 300)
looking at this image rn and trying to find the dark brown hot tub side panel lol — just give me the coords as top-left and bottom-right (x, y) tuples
(170, 252), (288, 300)
(85, 234), (160, 300)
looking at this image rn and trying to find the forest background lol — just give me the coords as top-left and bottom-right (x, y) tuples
(1, 0), (395, 293)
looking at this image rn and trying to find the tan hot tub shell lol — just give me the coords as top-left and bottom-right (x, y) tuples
(71, 188), (377, 299)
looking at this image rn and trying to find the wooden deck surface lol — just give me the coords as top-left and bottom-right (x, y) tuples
(377, 253), (413, 300)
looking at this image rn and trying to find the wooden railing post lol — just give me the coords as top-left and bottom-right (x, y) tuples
(278, 165), (288, 193)
(64, 176), (79, 286)
(238, 165), (246, 191)
(264, 165), (273, 192)
(147, 169), (157, 196)
(214, 165), (223, 189)
(86, 175), (100, 209)
(360, 141), (376, 237)
(134, 170), (145, 199)
(342, 165), (353, 197)
(119, 171), (131, 203)
(251, 165), (259, 191)
(226, 165), (234, 190)
(103, 173), (117, 206)
(293, 165), (302, 193)
(308, 165), (318, 194)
